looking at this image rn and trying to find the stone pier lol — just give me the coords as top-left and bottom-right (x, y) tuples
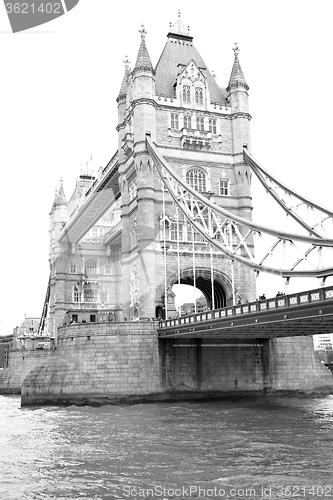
(16, 322), (333, 406)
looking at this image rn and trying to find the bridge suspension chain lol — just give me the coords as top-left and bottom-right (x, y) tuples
(147, 136), (333, 278)
(244, 149), (333, 238)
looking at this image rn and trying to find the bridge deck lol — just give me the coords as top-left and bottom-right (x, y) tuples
(58, 153), (120, 244)
(158, 286), (333, 339)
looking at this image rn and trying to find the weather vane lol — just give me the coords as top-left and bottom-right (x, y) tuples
(233, 42), (239, 56)
(123, 56), (130, 69)
(139, 25), (147, 39)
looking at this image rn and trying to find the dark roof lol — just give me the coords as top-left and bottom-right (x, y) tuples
(155, 33), (227, 105)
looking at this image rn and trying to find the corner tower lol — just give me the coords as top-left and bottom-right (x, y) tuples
(117, 26), (157, 320)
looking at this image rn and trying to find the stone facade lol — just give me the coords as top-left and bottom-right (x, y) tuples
(264, 337), (333, 392)
(0, 348), (52, 394)
(162, 337), (333, 395)
(22, 322), (161, 405)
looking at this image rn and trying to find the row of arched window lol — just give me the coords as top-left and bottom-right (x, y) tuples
(182, 85), (204, 105)
(170, 113), (217, 133)
(185, 168), (230, 195)
(69, 260), (112, 275)
(73, 283), (109, 303)
(160, 218), (226, 244)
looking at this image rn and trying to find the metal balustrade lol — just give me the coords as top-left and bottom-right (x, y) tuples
(159, 285), (333, 330)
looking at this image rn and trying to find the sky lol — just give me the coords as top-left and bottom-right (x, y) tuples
(1, 0), (333, 335)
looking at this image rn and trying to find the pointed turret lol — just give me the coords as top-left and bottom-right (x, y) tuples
(117, 56), (131, 103)
(130, 25), (156, 136)
(50, 188), (58, 215)
(133, 25), (154, 74)
(50, 180), (67, 215)
(50, 179), (68, 226)
(49, 179), (68, 264)
(54, 179), (67, 206)
(227, 43), (250, 120)
(227, 43), (249, 92)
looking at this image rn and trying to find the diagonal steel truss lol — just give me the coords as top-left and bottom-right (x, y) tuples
(244, 149), (333, 239)
(147, 136), (333, 278)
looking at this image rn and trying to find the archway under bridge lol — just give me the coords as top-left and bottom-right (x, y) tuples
(170, 267), (233, 311)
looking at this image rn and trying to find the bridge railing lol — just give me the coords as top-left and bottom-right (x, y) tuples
(84, 152), (118, 199)
(159, 285), (333, 329)
(104, 219), (122, 245)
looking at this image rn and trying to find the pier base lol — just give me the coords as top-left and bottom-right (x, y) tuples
(16, 323), (333, 406)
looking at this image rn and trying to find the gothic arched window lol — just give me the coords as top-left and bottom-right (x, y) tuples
(100, 286), (109, 304)
(183, 85), (191, 103)
(70, 263), (77, 274)
(195, 87), (203, 105)
(160, 218), (170, 241)
(209, 119), (217, 134)
(83, 281), (98, 303)
(84, 259), (97, 274)
(171, 113), (179, 129)
(186, 168), (207, 193)
(104, 264), (112, 275)
(170, 221), (184, 241)
(219, 179), (230, 196)
(196, 116), (204, 131)
(73, 285), (80, 303)
(183, 115), (191, 129)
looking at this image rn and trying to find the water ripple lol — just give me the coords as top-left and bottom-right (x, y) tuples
(0, 395), (333, 499)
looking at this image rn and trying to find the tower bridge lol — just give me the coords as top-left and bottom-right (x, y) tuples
(45, 11), (333, 336)
(13, 13), (333, 405)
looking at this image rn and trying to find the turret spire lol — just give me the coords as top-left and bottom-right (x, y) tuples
(228, 43), (249, 90)
(133, 25), (154, 73)
(50, 179), (67, 214)
(54, 179), (67, 206)
(117, 56), (131, 101)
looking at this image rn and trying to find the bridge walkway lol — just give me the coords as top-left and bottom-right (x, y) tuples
(158, 286), (333, 339)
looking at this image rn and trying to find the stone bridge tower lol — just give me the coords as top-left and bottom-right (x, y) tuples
(47, 14), (257, 331)
(117, 15), (256, 320)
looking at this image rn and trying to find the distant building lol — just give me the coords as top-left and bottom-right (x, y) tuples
(313, 333), (333, 351)
(13, 317), (40, 336)
(180, 295), (207, 314)
(13, 316), (52, 351)
(0, 335), (13, 369)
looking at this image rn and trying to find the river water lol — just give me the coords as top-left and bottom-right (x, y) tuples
(0, 395), (333, 500)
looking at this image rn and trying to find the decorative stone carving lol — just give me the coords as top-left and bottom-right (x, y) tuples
(166, 286), (176, 304)
(130, 262), (140, 306)
(118, 175), (128, 194)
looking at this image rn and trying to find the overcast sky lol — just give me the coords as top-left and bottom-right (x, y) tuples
(1, 0), (333, 335)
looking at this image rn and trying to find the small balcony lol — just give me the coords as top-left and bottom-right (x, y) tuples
(180, 128), (212, 149)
